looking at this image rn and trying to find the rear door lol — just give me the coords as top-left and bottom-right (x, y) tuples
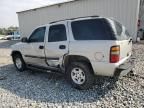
(45, 22), (69, 67)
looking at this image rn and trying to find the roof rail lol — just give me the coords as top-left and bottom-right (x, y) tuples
(49, 15), (99, 24)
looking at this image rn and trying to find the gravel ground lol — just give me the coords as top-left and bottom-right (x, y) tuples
(0, 40), (144, 108)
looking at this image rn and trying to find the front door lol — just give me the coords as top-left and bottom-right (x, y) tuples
(23, 26), (47, 67)
(45, 22), (69, 67)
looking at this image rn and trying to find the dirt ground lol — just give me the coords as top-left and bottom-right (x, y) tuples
(0, 40), (143, 108)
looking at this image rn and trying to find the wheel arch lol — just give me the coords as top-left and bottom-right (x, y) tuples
(11, 50), (26, 71)
(64, 55), (94, 74)
(11, 51), (22, 58)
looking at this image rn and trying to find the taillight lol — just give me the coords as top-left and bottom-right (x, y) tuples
(110, 46), (120, 63)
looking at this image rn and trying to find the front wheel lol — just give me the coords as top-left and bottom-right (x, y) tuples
(12, 54), (26, 72)
(67, 62), (95, 90)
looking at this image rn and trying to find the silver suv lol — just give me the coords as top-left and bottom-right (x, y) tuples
(11, 16), (134, 89)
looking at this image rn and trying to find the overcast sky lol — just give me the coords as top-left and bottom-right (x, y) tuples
(0, 0), (68, 28)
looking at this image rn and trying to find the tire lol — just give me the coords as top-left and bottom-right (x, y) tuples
(12, 54), (26, 72)
(67, 62), (95, 90)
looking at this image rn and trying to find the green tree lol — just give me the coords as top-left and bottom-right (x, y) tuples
(0, 26), (19, 35)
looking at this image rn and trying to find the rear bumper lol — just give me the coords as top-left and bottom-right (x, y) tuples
(114, 57), (135, 77)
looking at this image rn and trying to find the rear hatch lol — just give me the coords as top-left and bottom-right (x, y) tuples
(117, 39), (132, 60)
(112, 20), (132, 61)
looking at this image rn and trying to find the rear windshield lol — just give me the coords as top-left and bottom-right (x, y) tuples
(125, 30), (130, 37)
(71, 18), (116, 40)
(114, 20), (122, 36)
(114, 20), (130, 40)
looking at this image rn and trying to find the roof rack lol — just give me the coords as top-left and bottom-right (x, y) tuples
(49, 15), (99, 24)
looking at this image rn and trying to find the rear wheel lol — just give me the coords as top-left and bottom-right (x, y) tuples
(12, 54), (26, 72)
(67, 62), (95, 90)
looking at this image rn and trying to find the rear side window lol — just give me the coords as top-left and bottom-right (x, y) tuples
(125, 30), (130, 37)
(113, 20), (130, 40)
(114, 21), (122, 36)
(48, 24), (67, 42)
(71, 18), (116, 40)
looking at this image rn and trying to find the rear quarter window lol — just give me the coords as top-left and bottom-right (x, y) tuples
(113, 20), (130, 40)
(71, 18), (116, 40)
(125, 30), (130, 37)
(114, 21), (122, 36)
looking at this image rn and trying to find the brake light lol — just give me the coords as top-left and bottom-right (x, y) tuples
(110, 46), (120, 63)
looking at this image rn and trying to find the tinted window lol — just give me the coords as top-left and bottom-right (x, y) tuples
(48, 25), (67, 42)
(114, 20), (130, 40)
(29, 27), (46, 42)
(71, 19), (115, 40)
(114, 20), (122, 36)
(125, 30), (130, 37)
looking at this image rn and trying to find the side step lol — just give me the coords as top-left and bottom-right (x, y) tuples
(27, 64), (63, 74)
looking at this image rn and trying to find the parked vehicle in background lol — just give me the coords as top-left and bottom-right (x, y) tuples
(11, 16), (134, 89)
(0, 36), (5, 40)
(13, 31), (20, 40)
(4, 35), (14, 40)
(13, 35), (20, 40)
(4, 31), (20, 40)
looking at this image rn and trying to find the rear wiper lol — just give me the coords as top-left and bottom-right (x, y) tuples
(128, 38), (133, 43)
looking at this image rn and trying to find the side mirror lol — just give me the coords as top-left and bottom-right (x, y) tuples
(21, 37), (29, 43)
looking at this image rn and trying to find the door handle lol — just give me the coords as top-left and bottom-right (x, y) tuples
(59, 45), (66, 49)
(39, 45), (44, 49)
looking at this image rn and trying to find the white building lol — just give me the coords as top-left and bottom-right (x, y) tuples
(17, 0), (141, 41)
(139, 0), (144, 29)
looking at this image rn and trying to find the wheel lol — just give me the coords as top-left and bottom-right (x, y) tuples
(12, 54), (26, 72)
(67, 62), (95, 90)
